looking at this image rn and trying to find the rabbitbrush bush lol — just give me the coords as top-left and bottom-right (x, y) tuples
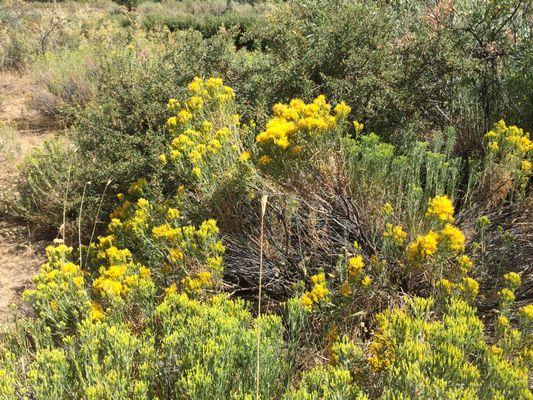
(1, 78), (531, 399)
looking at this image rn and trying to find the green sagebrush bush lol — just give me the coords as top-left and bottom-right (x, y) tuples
(343, 127), (462, 233)
(6, 138), (81, 236)
(140, 11), (260, 45)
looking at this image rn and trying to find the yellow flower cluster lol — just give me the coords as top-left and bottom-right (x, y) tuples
(344, 253), (372, 290)
(152, 218), (224, 275)
(188, 77), (235, 104)
(518, 304), (533, 322)
(440, 223), (465, 252)
(436, 276), (479, 301)
(256, 95), (347, 163)
(406, 195), (466, 263)
(301, 273), (329, 311)
(89, 302), (104, 321)
(503, 271), (521, 290)
(347, 255), (364, 277)
(24, 245), (85, 298)
(163, 77), (241, 180)
(484, 120), (533, 158)
(92, 245), (152, 302)
(457, 255), (473, 273)
(406, 223), (466, 262)
(110, 178), (148, 221)
(353, 120), (364, 133)
(425, 195), (454, 223)
(406, 230), (439, 261)
(383, 223), (408, 245)
(182, 271), (213, 294)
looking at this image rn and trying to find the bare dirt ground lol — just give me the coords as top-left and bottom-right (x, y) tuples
(0, 71), (53, 322)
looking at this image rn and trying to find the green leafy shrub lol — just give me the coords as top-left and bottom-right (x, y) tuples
(7, 138), (80, 235)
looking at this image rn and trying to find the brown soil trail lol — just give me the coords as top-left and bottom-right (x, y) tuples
(0, 71), (52, 322)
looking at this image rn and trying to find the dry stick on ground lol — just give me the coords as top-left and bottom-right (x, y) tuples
(255, 194), (268, 400)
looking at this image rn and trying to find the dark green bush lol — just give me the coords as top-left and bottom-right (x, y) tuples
(244, 0), (532, 145)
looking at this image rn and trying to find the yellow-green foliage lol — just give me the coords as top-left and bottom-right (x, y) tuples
(368, 296), (532, 399)
(283, 365), (368, 400)
(157, 293), (285, 399)
(23, 245), (90, 334)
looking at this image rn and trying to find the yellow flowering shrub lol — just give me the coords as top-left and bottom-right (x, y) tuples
(73, 319), (156, 400)
(3, 72), (532, 400)
(439, 223), (465, 253)
(481, 120), (532, 202)
(156, 292), (285, 399)
(97, 186), (226, 299)
(162, 77), (247, 197)
(256, 95), (349, 172)
(25, 348), (71, 400)
(369, 296), (532, 399)
(91, 244), (155, 318)
(300, 272), (330, 311)
(22, 244), (90, 334)
(484, 120), (532, 161)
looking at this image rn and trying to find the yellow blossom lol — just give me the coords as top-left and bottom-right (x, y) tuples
(440, 224), (465, 252)
(258, 155), (271, 165)
(334, 102), (351, 118)
(426, 195), (455, 223)
(167, 98), (180, 110)
(192, 166), (201, 177)
(239, 151), (251, 162)
(361, 275), (372, 287)
(348, 255), (364, 277)
(90, 302), (104, 321)
(353, 120), (364, 133)
(406, 230), (439, 262)
(384, 224), (408, 246)
(521, 160), (531, 173)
